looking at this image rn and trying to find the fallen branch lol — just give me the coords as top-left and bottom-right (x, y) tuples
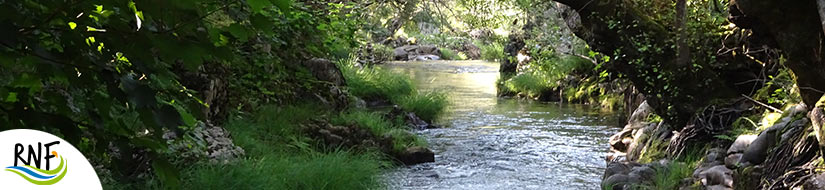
(741, 94), (783, 113)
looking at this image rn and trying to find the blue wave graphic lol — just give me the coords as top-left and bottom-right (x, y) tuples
(4, 166), (57, 180)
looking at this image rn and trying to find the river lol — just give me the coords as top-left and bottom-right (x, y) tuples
(381, 60), (621, 190)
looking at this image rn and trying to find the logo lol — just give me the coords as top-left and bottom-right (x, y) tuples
(0, 129), (101, 189)
(5, 141), (68, 185)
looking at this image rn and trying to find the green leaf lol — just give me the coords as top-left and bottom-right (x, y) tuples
(154, 104), (183, 128)
(271, 0), (292, 14)
(227, 23), (249, 42)
(247, 0), (272, 13)
(151, 158), (180, 189)
(68, 22), (77, 30)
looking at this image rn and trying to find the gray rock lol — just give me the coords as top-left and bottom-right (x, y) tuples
(628, 166), (655, 182)
(705, 184), (733, 190)
(705, 148), (727, 162)
(724, 153), (743, 168)
(302, 58), (345, 86)
(698, 165), (733, 187)
(727, 135), (757, 154)
(603, 162), (633, 180)
(397, 146), (435, 165)
(609, 129), (635, 152)
(602, 174), (631, 190)
(803, 173), (825, 190)
(628, 101), (652, 124)
(741, 127), (779, 165)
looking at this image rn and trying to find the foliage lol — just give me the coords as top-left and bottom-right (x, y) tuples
(754, 68), (801, 106)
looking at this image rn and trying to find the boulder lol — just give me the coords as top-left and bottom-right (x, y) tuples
(609, 129), (635, 152)
(724, 153), (743, 168)
(396, 146), (435, 165)
(727, 135), (757, 154)
(741, 124), (780, 165)
(302, 58), (346, 86)
(603, 162), (633, 180)
(698, 165), (733, 187)
(803, 172), (825, 190)
(602, 174), (631, 190)
(628, 101), (653, 124)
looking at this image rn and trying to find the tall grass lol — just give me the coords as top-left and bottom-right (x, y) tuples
(397, 91), (448, 122)
(331, 110), (428, 152)
(338, 56), (414, 100)
(504, 72), (552, 97)
(338, 56), (447, 122)
(225, 104), (321, 156)
(440, 48), (467, 60)
(478, 42), (505, 62)
(183, 151), (386, 190)
(179, 104), (387, 190)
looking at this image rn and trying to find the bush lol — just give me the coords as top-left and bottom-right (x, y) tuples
(397, 91), (448, 122)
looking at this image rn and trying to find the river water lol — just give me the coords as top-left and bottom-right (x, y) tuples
(381, 60), (620, 190)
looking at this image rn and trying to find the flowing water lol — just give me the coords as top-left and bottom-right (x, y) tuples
(381, 60), (621, 190)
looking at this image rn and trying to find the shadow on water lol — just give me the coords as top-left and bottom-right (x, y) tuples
(382, 60), (621, 190)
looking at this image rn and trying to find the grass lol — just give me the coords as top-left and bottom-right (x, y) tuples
(225, 104), (321, 156)
(478, 42), (505, 62)
(175, 104), (388, 190)
(331, 110), (428, 152)
(338, 55), (447, 122)
(339, 55), (414, 100)
(440, 48), (467, 60)
(504, 72), (553, 97)
(182, 151), (386, 190)
(397, 91), (448, 122)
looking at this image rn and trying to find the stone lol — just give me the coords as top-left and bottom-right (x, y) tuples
(698, 165), (733, 187)
(609, 129), (634, 152)
(397, 146), (435, 165)
(724, 153), (743, 168)
(302, 58), (345, 86)
(705, 148), (727, 162)
(741, 127), (779, 165)
(603, 162), (633, 180)
(628, 166), (655, 182)
(602, 174), (631, 190)
(727, 135), (757, 154)
(803, 173), (825, 190)
(705, 185), (733, 190)
(628, 101), (652, 124)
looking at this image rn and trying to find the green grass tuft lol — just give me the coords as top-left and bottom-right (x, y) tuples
(397, 91), (448, 122)
(182, 151), (386, 190)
